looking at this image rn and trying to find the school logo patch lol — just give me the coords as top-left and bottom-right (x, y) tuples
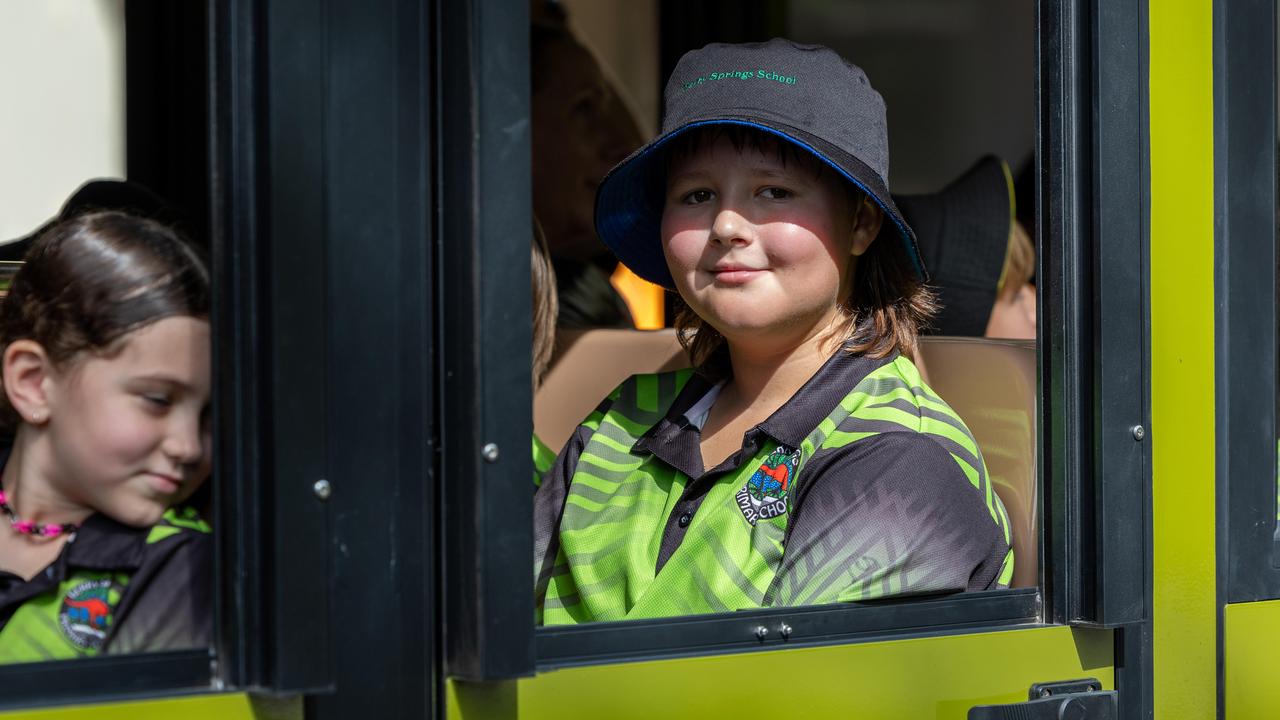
(59, 579), (113, 650)
(736, 446), (800, 526)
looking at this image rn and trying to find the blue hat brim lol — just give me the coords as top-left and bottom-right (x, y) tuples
(594, 118), (926, 290)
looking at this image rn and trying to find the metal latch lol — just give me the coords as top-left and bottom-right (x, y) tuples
(968, 678), (1116, 719)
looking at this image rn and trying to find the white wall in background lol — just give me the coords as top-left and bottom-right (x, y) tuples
(0, 0), (125, 242)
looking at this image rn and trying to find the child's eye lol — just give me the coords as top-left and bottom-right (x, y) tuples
(142, 394), (173, 409)
(681, 189), (714, 205)
(760, 186), (793, 200)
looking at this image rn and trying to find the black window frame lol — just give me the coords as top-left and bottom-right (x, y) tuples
(0, 0), (1162, 712)
(0, 0), (443, 713)
(0, 3), (222, 709)
(1214, 0), (1277, 714)
(441, 0), (1154, 687)
(1217, 0), (1279, 603)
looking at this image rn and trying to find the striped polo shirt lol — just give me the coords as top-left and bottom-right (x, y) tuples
(533, 348), (1013, 624)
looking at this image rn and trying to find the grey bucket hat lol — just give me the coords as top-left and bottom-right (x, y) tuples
(593, 38), (923, 289)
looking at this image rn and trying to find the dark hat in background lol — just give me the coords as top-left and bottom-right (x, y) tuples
(0, 179), (177, 262)
(892, 155), (1014, 337)
(594, 38), (924, 289)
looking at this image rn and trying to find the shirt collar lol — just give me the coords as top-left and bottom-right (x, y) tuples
(681, 380), (725, 430)
(63, 514), (149, 571)
(756, 348), (897, 448)
(632, 348), (897, 476)
(632, 371), (719, 479)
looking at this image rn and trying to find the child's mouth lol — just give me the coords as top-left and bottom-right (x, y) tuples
(143, 472), (183, 495)
(711, 266), (766, 285)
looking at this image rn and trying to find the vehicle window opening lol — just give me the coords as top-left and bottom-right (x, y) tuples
(530, 0), (1039, 628)
(0, 1), (215, 670)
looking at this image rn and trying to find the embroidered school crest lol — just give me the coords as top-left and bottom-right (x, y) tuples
(59, 579), (113, 650)
(736, 446), (800, 526)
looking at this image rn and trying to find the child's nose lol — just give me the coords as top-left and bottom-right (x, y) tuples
(163, 414), (205, 465)
(710, 207), (751, 246)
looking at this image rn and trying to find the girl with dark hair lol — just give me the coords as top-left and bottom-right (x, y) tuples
(0, 211), (212, 661)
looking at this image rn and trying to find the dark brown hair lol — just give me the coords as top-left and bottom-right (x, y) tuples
(0, 211), (210, 425)
(663, 126), (937, 378)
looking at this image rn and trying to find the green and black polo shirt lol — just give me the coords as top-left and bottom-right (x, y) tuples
(0, 507), (212, 662)
(533, 349), (1013, 624)
(533, 434), (556, 487)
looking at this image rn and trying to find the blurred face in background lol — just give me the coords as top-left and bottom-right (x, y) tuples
(531, 33), (643, 267)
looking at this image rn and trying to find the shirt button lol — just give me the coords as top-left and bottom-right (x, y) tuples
(677, 512), (692, 528)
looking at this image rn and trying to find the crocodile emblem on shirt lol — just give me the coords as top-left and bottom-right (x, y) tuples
(736, 446), (801, 526)
(58, 579), (115, 650)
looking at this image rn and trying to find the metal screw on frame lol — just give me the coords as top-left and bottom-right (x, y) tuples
(1131, 425), (1145, 441)
(313, 479), (332, 501)
(754, 625), (769, 641)
(482, 443), (501, 463)
(778, 623), (792, 639)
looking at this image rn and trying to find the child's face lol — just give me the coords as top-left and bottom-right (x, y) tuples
(43, 316), (211, 527)
(661, 136), (878, 348)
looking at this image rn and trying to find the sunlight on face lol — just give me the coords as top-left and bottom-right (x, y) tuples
(44, 316), (211, 527)
(660, 136), (861, 349)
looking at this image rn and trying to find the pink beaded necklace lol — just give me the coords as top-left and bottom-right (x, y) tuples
(0, 488), (79, 537)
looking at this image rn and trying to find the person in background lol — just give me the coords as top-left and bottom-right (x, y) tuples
(892, 155), (1037, 339)
(0, 211), (212, 661)
(985, 218), (1036, 339)
(531, 3), (643, 328)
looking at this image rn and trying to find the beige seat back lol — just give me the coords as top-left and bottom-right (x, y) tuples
(917, 336), (1038, 588)
(535, 329), (1038, 589)
(535, 329), (687, 452)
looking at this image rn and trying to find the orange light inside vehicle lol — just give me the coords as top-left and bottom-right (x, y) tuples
(611, 263), (664, 329)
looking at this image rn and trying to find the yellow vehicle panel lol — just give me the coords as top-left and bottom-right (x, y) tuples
(450, 626), (1114, 720)
(1150, 0), (1216, 716)
(0, 694), (300, 720)
(1225, 600), (1280, 719)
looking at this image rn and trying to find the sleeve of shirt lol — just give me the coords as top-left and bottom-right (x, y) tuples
(531, 374), (655, 616)
(533, 423), (591, 609)
(105, 530), (213, 655)
(769, 432), (1010, 606)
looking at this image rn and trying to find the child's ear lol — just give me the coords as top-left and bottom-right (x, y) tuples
(850, 198), (884, 257)
(3, 340), (54, 426)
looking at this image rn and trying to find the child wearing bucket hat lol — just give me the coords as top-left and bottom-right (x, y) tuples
(534, 39), (1013, 624)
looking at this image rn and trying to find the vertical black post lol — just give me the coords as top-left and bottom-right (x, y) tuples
(1040, 0), (1152, 714)
(438, 0), (537, 682)
(126, 0), (212, 248)
(1216, 0), (1279, 715)
(209, 0), (268, 689)
(304, 0), (438, 716)
(211, 0), (336, 693)
(1038, 0), (1093, 628)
